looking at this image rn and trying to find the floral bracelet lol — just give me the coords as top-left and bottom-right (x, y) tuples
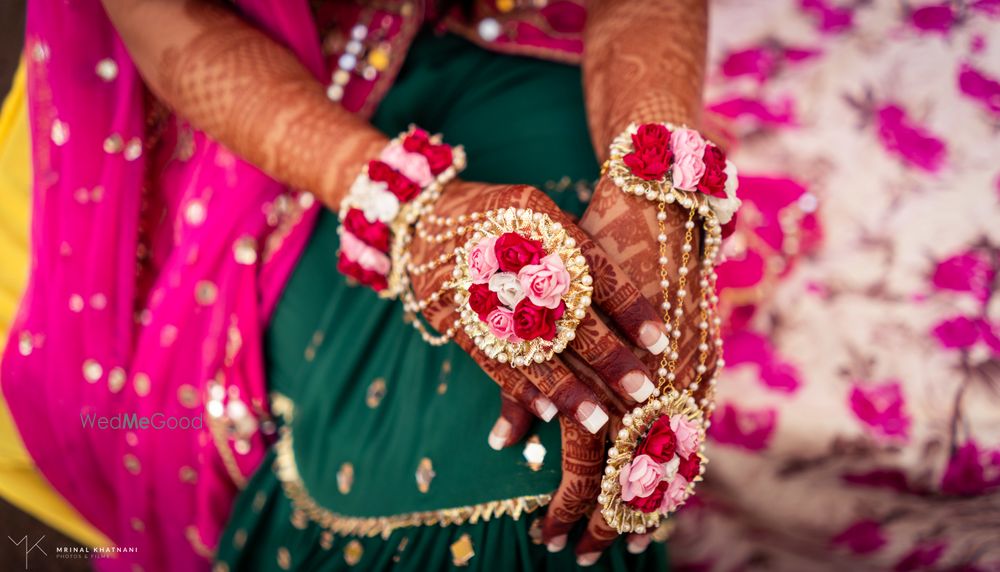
(336, 126), (466, 296)
(598, 122), (740, 534)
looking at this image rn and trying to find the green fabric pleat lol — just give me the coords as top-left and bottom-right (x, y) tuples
(216, 31), (668, 572)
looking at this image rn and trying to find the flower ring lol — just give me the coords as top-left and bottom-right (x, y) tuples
(452, 208), (593, 367)
(599, 389), (708, 534)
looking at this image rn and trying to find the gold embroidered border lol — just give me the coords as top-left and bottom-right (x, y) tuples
(274, 428), (552, 539)
(207, 413), (248, 489)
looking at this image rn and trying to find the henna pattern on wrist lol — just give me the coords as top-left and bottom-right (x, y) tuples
(140, 0), (385, 209)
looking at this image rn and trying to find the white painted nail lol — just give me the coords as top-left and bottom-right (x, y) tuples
(647, 331), (669, 355)
(536, 397), (557, 422)
(627, 536), (652, 554)
(577, 552), (600, 566)
(546, 534), (567, 553)
(488, 417), (511, 451)
(624, 373), (656, 402)
(577, 402), (609, 434)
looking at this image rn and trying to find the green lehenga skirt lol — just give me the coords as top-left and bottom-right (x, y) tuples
(215, 31), (668, 572)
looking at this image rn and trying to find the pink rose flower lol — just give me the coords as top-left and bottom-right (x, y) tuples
(379, 142), (434, 187)
(670, 415), (701, 459)
(468, 237), (499, 284)
(670, 128), (707, 158)
(658, 475), (690, 514)
(485, 307), (520, 342)
(517, 253), (570, 309)
(671, 152), (706, 191)
(340, 230), (390, 275)
(619, 454), (665, 502)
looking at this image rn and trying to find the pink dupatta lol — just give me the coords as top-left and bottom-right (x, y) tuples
(2, 1), (329, 569)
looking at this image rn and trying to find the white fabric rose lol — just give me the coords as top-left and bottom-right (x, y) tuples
(488, 272), (526, 308)
(350, 175), (400, 223)
(707, 159), (742, 224)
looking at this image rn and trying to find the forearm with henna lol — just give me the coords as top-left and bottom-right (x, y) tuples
(580, 0), (715, 386)
(101, 0), (386, 208)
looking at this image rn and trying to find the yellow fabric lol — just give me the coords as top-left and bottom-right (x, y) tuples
(0, 59), (110, 548)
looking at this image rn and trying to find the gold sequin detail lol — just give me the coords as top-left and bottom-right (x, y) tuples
(522, 435), (546, 471)
(134, 373), (151, 397)
(365, 378), (386, 408)
(497, 0), (515, 11)
(277, 547), (291, 570)
(233, 236), (258, 265)
(343, 540), (363, 566)
(130, 517), (145, 532)
(450, 534), (475, 567)
(104, 134), (123, 154)
(233, 529), (247, 549)
(291, 510), (308, 530)
(69, 294), (85, 312)
(252, 491), (267, 512)
(179, 465), (197, 484)
(335, 462), (356, 495)
(51, 119), (69, 146)
(17, 332), (33, 356)
(416, 458), (435, 493)
(95, 58), (118, 81)
(320, 531), (334, 550)
(83, 359), (102, 383)
(178, 384), (200, 408)
(393, 537), (409, 563)
(123, 137), (143, 161)
(195, 280), (218, 305)
(213, 564), (230, 572)
(185, 200), (206, 226)
(108, 367), (126, 393)
(123, 453), (141, 475)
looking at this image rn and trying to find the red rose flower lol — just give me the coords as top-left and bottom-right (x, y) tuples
(387, 173), (421, 202)
(424, 144), (454, 175)
(344, 208), (390, 251)
(623, 145), (673, 181)
(679, 453), (701, 481)
(337, 253), (387, 291)
(631, 123), (671, 151)
(494, 232), (544, 273)
(468, 282), (501, 319)
(402, 129), (430, 153)
(512, 299), (564, 341)
(636, 416), (677, 462)
(626, 480), (667, 513)
(367, 160), (396, 183)
(696, 146), (729, 198)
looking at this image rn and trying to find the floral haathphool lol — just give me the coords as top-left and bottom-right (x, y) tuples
(454, 209), (593, 367)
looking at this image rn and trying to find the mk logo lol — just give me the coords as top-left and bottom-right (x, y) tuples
(8, 535), (47, 569)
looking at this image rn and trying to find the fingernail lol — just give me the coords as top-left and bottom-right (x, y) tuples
(535, 397), (557, 422)
(488, 417), (512, 451)
(577, 552), (600, 567)
(627, 536), (652, 554)
(622, 372), (656, 402)
(640, 322), (669, 355)
(546, 534), (567, 553)
(576, 401), (609, 434)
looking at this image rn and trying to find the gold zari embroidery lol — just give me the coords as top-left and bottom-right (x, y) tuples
(274, 429), (551, 539)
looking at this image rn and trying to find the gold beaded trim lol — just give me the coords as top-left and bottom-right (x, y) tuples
(274, 428), (551, 539)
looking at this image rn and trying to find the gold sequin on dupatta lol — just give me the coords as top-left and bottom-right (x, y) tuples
(415, 458), (435, 493)
(365, 378), (386, 408)
(450, 534), (475, 567)
(337, 463), (355, 494)
(343, 540), (363, 566)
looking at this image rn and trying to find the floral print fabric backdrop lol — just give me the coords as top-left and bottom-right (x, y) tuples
(674, 1), (1000, 570)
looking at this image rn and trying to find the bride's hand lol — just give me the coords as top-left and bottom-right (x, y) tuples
(409, 181), (669, 434)
(407, 181), (670, 551)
